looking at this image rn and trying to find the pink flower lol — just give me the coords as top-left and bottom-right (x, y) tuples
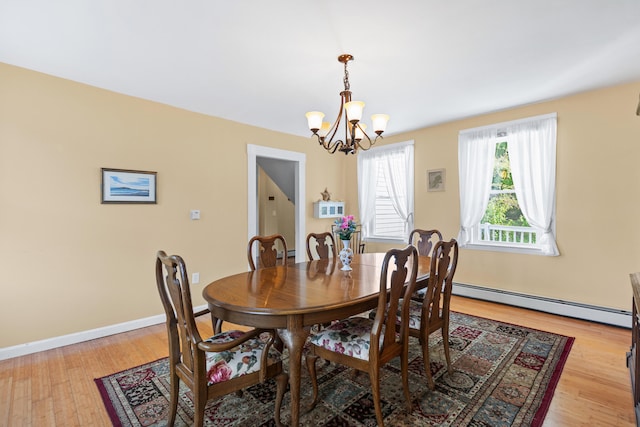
(334, 215), (357, 239)
(207, 360), (233, 384)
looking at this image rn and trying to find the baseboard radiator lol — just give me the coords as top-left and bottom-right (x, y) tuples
(1, 285), (631, 361)
(453, 282), (631, 328)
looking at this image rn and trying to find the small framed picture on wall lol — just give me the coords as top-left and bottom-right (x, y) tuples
(427, 169), (445, 192)
(101, 168), (157, 204)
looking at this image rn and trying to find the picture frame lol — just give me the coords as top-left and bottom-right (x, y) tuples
(101, 168), (157, 204)
(427, 169), (446, 192)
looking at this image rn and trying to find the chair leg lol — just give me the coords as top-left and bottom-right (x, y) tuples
(422, 335), (435, 390)
(370, 368), (385, 427)
(442, 324), (452, 375)
(193, 391), (206, 427)
(274, 372), (289, 427)
(401, 343), (412, 411)
(167, 370), (179, 427)
(305, 354), (320, 408)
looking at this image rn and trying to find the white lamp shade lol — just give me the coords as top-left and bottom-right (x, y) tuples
(344, 101), (365, 122)
(371, 114), (390, 133)
(354, 123), (366, 140)
(318, 122), (331, 138)
(305, 111), (325, 131)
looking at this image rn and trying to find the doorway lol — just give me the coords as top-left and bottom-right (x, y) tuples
(247, 144), (306, 263)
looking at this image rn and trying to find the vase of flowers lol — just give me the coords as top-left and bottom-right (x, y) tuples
(335, 215), (357, 271)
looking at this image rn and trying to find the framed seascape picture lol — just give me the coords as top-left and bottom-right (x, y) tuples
(427, 169), (445, 192)
(101, 168), (157, 204)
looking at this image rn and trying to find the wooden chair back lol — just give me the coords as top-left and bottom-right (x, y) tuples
(412, 238), (458, 388)
(247, 234), (288, 270)
(155, 250), (287, 426)
(409, 228), (443, 257)
(306, 232), (337, 260)
(420, 239), (458, 332)
(371, 245), (419, 360)
(156, 251), (202, 376)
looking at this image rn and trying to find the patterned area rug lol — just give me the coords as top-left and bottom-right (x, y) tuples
(95, 312), (573, 426)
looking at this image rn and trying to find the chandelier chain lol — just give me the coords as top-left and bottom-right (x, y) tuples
(343, 60), (350, 91)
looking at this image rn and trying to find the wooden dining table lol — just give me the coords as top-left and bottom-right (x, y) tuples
(202, 252), (431, 427)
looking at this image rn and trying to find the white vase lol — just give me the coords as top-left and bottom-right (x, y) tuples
(339, 239), (353, 271)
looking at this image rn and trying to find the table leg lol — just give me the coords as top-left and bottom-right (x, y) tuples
(277, 316), (309, 427)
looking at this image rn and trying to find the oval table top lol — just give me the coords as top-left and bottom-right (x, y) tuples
(202, 252), (431, 320)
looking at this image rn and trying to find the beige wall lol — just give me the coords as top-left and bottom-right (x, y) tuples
(2, 61), (639, 349)
(351, 80), (640, 312)
(0, 63), (345, 348)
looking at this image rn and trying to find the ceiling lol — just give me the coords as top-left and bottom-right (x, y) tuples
(2, 1), (640, 138)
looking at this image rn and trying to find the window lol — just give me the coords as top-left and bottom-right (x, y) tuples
(357, 141), (414, 242)
(479, 141), (536, 246)
(458, 113), (559, 255)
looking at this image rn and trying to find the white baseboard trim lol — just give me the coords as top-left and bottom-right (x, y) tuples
(0, 304), (207, 361)
(453, 282), (631, 328)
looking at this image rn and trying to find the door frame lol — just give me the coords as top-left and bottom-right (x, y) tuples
(247, 144), (306, 263)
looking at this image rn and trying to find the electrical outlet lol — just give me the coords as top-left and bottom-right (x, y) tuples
(192, 272), (200, 284)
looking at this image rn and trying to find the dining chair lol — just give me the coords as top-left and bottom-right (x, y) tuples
(409, 228), (443, 301)
(331, 225), (366, 254)
(306, 231), (337, 260)
(306, 232), (339, 335)
(247, 234), (288, 270)
(367, 239), (457, 389)
(305, 245), (419, 426)
(409, 228), (443, 257)
(155, 251), (288, 427)
(405, 239), (458, 389)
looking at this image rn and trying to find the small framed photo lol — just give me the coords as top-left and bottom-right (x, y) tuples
(101, 168), (157, 204)
(427, 169), (446, 192)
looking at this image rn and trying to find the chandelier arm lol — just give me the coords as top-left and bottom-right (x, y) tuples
(357, 122), (372, 147)
(318, 90), (349, 150)
(323, 107), (344, 146)
(321, 136), (342, 153)
(353, 123), (385, 152)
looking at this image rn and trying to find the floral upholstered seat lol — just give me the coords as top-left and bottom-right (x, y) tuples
(309, 317), (376, 361)
(204, 330), (283, 385)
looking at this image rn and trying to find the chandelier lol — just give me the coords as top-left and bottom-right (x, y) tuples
(305, 54), (389, 155)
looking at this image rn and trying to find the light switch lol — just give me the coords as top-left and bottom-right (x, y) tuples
(190, 210), (200, 220)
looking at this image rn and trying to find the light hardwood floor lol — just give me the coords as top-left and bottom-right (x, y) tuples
(0, 295), (635, 426)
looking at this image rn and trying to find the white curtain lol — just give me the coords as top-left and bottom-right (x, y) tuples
(457, 129), (495, 246)
(507, 115), (559, 256)
(357, 150), (377, 238)
(358, 141), (414, 240)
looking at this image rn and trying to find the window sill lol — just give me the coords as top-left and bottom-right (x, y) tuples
(364, 236), (407, 245)
(462, 243), (546, 256)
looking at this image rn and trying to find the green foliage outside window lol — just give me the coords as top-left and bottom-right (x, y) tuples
(481, 142), (534, 243)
